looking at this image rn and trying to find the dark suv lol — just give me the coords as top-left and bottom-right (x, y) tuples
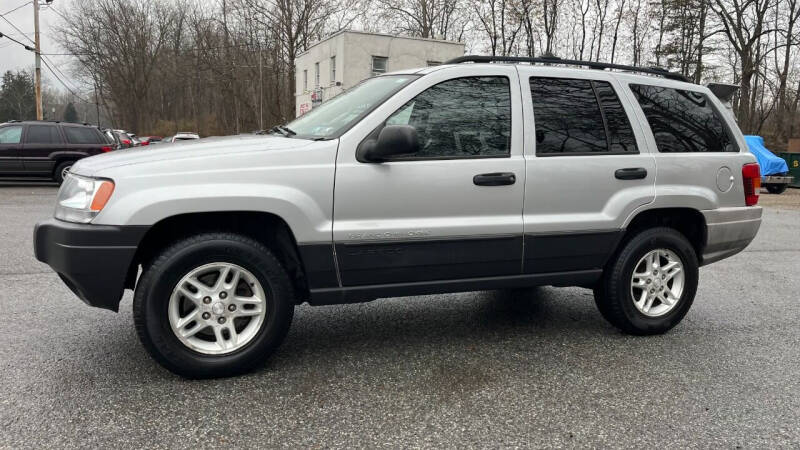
(0, 121), (113, 184)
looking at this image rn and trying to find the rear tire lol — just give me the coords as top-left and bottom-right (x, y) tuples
(133, 232), (295, 378)
(594, 227), (698, 335)
(766, 183), (788, 194)
(54, 161), (74, 184)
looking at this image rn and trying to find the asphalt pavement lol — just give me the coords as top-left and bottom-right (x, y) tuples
(1, 184), (799, 448)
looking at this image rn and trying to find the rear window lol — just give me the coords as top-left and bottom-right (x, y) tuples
(63, 126), (104, 145)
(25, 125), (62, 144)
(630, 84), (736, 152)
(530, 78), (638, 155)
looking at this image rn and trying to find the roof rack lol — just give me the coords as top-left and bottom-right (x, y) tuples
(444, 55), (691, 83)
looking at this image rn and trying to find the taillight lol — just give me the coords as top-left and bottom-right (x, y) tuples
(141, 141), (149, 146)
(742, 163), (761, 206)
(101, 146), (112, 153)
(122, 139), (131, 145)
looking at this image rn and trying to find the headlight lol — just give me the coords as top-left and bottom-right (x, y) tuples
(54, 173), (115, 223)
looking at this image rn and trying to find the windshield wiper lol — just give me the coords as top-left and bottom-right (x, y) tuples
(269, 125), (296, 137)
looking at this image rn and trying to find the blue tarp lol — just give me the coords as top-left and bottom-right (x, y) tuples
(744, 135), (789, 177)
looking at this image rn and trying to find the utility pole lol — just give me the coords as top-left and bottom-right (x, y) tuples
(33, 0), (43, 120)
(259, 49), (263, 131)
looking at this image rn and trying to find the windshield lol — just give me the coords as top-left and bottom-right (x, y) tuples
(286, 75), (417, 139)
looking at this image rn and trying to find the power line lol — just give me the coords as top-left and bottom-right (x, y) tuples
(0, 1), (29, 17)
(40, 56), (93, 105)
(0, 13), (33, 44)
(0, 31), (34, 50)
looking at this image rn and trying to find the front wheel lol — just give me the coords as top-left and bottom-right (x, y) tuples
(594, 227), (698, 335)
(133, 233), (295, 378)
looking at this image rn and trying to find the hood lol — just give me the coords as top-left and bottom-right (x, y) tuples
(72, 134), (315, 176)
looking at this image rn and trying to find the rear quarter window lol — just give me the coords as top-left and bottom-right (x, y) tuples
(63, 127), (104, 145)
(630, 84), (736, 152)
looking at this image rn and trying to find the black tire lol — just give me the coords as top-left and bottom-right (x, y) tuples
(766, 183), (788, 194)
(594, 227), (698, 335)
(53, 160), (74, 184)
(133, 232), (295, 378)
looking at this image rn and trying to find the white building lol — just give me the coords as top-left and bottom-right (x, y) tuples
(294, 30), (465, 117)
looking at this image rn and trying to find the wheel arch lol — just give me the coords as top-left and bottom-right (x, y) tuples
(127, 211), (310, 301)
(620, 207), (707, 261)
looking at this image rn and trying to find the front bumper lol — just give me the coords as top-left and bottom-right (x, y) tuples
(34, 218), (149, 311)
(701, 206), (762, 266)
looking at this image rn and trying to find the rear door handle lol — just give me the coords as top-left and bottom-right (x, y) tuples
(615, 167), (648, 180)
(473, 172), (516, 186)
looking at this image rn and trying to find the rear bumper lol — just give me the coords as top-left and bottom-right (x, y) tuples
(763, 175), (793, 184)
(701, 206), (762, 266)
(33, 218), (148, 311)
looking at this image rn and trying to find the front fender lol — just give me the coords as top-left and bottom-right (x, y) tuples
(96, 183), (331, 243)
(90, 142), (338, 244)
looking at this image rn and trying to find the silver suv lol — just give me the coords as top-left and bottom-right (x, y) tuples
(34, 56), (762, 378)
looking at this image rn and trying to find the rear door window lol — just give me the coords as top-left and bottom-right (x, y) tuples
(629, 84), (735, 152)
(63, 127), (104, 144)
(530, 78), (638, 155)
(25, 125), (63, 144)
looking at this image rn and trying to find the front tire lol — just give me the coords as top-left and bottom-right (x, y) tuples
(594, 227), (698, 335)
(133, 233), (295, 378)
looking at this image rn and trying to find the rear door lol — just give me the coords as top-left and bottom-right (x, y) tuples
(21, 124), (64, 175)
(520, 69), (656, 274)
(0, 125), (24, 174)
(62, 125), (105, 155)
(333, 66), (526, 286)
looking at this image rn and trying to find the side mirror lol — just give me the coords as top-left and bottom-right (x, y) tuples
(360, 125), (419, 162)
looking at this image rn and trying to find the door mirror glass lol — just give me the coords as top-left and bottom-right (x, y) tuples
(360, 125), (419, 162)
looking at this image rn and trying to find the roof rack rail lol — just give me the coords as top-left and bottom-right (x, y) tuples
(444, 55), (691, 83)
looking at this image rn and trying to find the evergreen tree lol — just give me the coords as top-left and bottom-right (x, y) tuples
(0, 70), (36, 122)
(64, 102), (79, 123)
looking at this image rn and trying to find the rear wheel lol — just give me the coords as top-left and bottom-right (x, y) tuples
(53, 161), (74, 184)
(133, 233), (295, 378)
(594, 227), (698, 335)
(766, 183), (788, 194)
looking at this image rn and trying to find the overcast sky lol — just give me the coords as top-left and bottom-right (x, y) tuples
(1, 0), (77, 89)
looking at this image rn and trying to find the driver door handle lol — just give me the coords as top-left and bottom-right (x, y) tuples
(473, 172), (516, 186)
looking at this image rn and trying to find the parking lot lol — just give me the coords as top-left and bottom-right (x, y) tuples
(1, 184), (799, 448)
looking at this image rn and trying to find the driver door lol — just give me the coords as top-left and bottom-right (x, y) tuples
(0, 125), (24, 175)
(332, 66), (526, 287)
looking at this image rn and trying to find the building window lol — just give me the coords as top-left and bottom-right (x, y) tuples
(372, 56), (388, 76)
(427, 61), (442, 66)
(330, 56), (336, 84)
(303, 70), (308, 92)
(315, 62), (320, 88)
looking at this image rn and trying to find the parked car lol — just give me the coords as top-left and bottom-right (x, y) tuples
(115, 131), (134, 148)
(34, 56), (762, 378)
(142, 136), (163, 146)
(0, 120), (113, 184)
(101, 128), (122, 150)
(744, 135), (793, 194)
(170, 132), (200, 142)
(113, 129), (135, 148)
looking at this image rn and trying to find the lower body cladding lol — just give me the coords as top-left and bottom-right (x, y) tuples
(34, 208), (760, 311)
(302, 231), (623, 305)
